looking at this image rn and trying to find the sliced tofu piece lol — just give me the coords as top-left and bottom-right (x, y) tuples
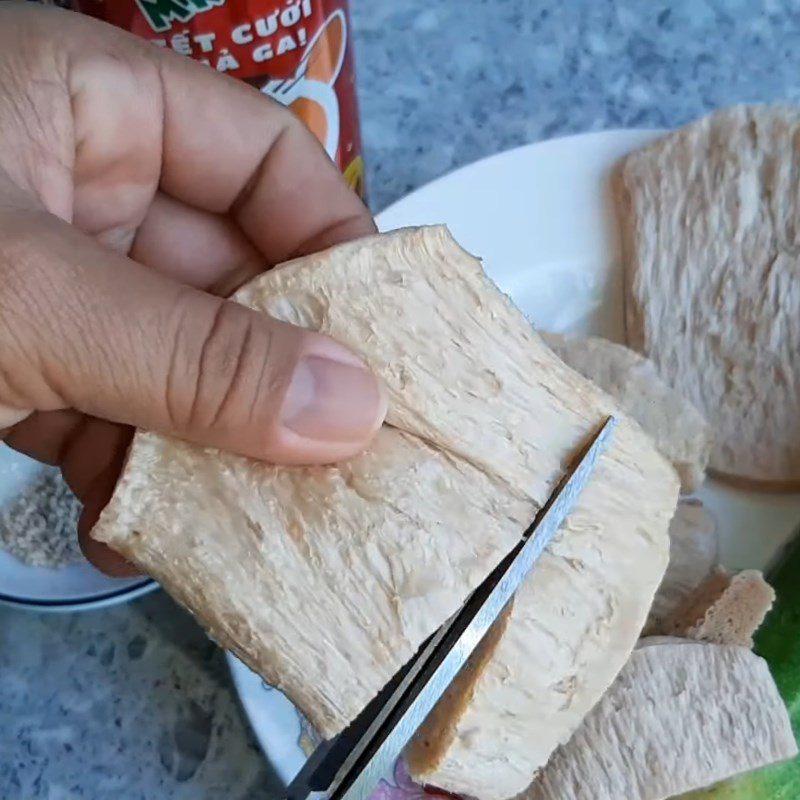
(644, 499), (718, 634)
(541, 332), (712, 493)
(662, 568), (775, 647)
(525, 640), (798, 800)
(616, 105), (800, 488)
(93, 226), (678, 797)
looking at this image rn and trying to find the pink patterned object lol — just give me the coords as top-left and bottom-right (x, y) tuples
(370, 760), (464, 800)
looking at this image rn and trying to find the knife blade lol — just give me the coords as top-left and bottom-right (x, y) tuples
(285, 415), (618, 800)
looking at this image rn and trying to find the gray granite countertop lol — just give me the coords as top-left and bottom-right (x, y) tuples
(3, 1), (800, 797)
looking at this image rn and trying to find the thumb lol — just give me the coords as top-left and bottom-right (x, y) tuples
(0, 211), (386, 464)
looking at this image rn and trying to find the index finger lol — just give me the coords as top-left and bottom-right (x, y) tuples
(154, 49), (377, 261)
(60, 7), (375, 264)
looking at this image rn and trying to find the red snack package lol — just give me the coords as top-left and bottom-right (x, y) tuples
(72, 0), (366, 199)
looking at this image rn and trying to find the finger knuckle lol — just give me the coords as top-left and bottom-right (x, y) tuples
(171, 299), (272, 433)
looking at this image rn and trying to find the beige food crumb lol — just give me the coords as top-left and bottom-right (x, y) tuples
(0, 470), (84, 568)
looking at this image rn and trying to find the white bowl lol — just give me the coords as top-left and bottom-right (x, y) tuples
(0, 444), (157, 611)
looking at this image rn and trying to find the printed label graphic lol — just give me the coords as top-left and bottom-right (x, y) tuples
(255, 8), (346, 161)
(135, 0), (226, 32)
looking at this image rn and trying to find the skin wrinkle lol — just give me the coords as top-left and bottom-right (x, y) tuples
(248, 318), (274, 430)
(185, 299), (232, 431)
(163, 293), (191, 435)
(210, 252), (266, 297)
(0, 220), (66, 406)
(290, 211), (378, 260)
(154, 59), (169, 191)
(228, 124), (292, 218)
(207, 311), (257, 430)
(130, 193), (259, 291)
(7, 45), (73, 221)
(35, 234), (125, 411)
(186, 297), (243, 419)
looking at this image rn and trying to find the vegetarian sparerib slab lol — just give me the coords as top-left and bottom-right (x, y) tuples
(682, 535), (800, 799)
(645, 500), (718, 635)
(541, 333), (711, 493)
(525, 641), (797, 800)
(93, 226), (678, 799)
(617, 105), (800, 488)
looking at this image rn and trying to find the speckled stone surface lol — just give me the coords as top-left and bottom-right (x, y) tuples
(3, 0), (800, 797)
(358, 0), (800, 212)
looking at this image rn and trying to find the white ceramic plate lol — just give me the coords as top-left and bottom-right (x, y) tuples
(228, 129), (800, 792)
(0, 445), (156, 611)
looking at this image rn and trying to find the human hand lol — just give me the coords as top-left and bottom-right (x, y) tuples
(0, 5), (386, 575)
